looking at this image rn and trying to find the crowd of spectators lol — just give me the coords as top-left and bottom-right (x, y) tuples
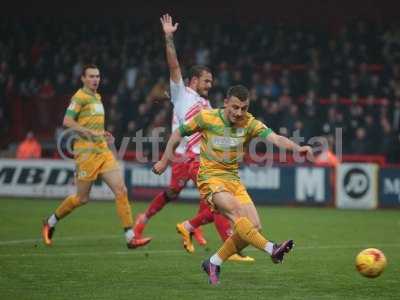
(1, 18), (400, 162)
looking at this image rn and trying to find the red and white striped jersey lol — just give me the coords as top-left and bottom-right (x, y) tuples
(170, 78), (211, 155)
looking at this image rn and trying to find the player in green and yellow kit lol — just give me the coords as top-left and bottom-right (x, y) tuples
(153, 85), (314, 284)
(42, 65), (151, 249)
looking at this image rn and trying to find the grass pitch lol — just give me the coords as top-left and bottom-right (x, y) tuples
(0, 198), (399, 300)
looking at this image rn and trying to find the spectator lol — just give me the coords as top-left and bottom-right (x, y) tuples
(350, 127), (369, 154)
(16, 131), (42, 159)
(314, 136), (339, 168)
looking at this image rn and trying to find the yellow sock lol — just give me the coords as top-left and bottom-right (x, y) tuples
(116, 194), (133, 228)
(231, 232), (249, 252)
(55, 195), (83, 219)
(217, 235), (238, 261)
(216, 232), (249, 261)
(234, 217), (268, 251)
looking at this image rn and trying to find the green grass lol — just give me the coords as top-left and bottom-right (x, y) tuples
(0, 198), (399, 300)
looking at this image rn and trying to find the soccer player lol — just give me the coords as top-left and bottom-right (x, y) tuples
(153, 85), (314, 284)
(134, 14), (250, 261)
(41, 64), (151, 249)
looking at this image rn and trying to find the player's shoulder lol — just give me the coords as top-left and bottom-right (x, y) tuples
(71, 89), (100, 104)
(194, 109), (222, 128)
(199, 108), (219, 120)
(244, 112), (268, 129)
(245, 112), (257, 124)
(71, 89), (90, 103)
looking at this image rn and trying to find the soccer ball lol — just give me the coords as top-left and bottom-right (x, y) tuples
(355, 248), (387, 278)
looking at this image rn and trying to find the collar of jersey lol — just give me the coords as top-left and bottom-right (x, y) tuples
(81, 87), (97, 97)
(218, 108), (231, 127)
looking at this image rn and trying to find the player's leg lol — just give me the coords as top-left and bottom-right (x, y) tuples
(134, 160), (187, 238)
(176, 198), (213, 252)
(214, 193), (292, 259)
(211, 212), (255, 262)
(134, 188), (180, 237)
(177, 203), (254, 260)
(187, 160), (209, 245)
(42, 179), (92, 246)
(191, 200), (209, 246)
(175, 159), (211, 251)
(176, 159), (212, 248)
(203, 191), (293, 284)
(101, 169), (151, 249)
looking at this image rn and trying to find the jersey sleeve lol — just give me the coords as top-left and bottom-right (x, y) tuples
(248, 119), (273, 139)
(178, 111), (205, 136)
(65, 97), (84, 119)
(169, 78), (186, 105)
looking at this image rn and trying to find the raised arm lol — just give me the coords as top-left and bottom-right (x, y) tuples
(160, 14), (182, 83)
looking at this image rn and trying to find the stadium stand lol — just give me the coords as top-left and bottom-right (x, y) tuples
(1, 18), (400, 162)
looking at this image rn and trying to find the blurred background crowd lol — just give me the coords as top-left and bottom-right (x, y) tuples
(1, 16), (400, 162)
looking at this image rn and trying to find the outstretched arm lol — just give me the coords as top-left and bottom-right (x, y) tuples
(160, 14), (181, 83)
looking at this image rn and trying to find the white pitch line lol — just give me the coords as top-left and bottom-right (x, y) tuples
(0, 234), (121, 245)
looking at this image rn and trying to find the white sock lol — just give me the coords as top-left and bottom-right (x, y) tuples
(48, 214), (58, 228)
(183, 221), (194, 232)
(210, 253), (223, 266)
(125, 229), (135, 242)
(265, 241), (274, 255)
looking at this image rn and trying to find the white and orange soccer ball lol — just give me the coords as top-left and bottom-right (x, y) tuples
(355, 248), (387, 278)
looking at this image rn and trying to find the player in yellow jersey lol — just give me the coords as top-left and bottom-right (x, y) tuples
(153, 85), (314, 284)
(41, 64), (151, 249)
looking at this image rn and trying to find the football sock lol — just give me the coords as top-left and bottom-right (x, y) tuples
(234, 217), (269, 251)
(213, 213), (232, 241)
(231, 232), (249, 253)
(55, 195), (83, 219)
(145, 191), (168, 219)
(47, 214), (59, 228)
(124, 228), (135, 242)
(214, 232), (249, 264)
(265, 242), (274, 255)
(210, 253), (223, 266)
(115, 193), (133, 228)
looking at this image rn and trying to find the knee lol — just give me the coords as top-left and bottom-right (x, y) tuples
(76, 194), (90, 204)
(165, 189), (179, 202)
(254, 223), (262, 231)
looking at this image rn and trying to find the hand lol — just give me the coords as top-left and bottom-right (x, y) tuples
(152, 160), (168, 175)
(298, 145), (315, 161)
(104, 131), (115, 144)
(160, 14), (179, 36)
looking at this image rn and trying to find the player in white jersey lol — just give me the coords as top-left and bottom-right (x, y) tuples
(134, 15), (253, 261)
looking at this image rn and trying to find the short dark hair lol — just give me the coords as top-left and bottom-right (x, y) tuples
(227, 85), (249, 101)
(187, 65), (211, 80)
(82, 64), (99, 76)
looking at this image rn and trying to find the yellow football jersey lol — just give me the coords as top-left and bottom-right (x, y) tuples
(179, 108), (273, 182)
(65, 88), (108, 155)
